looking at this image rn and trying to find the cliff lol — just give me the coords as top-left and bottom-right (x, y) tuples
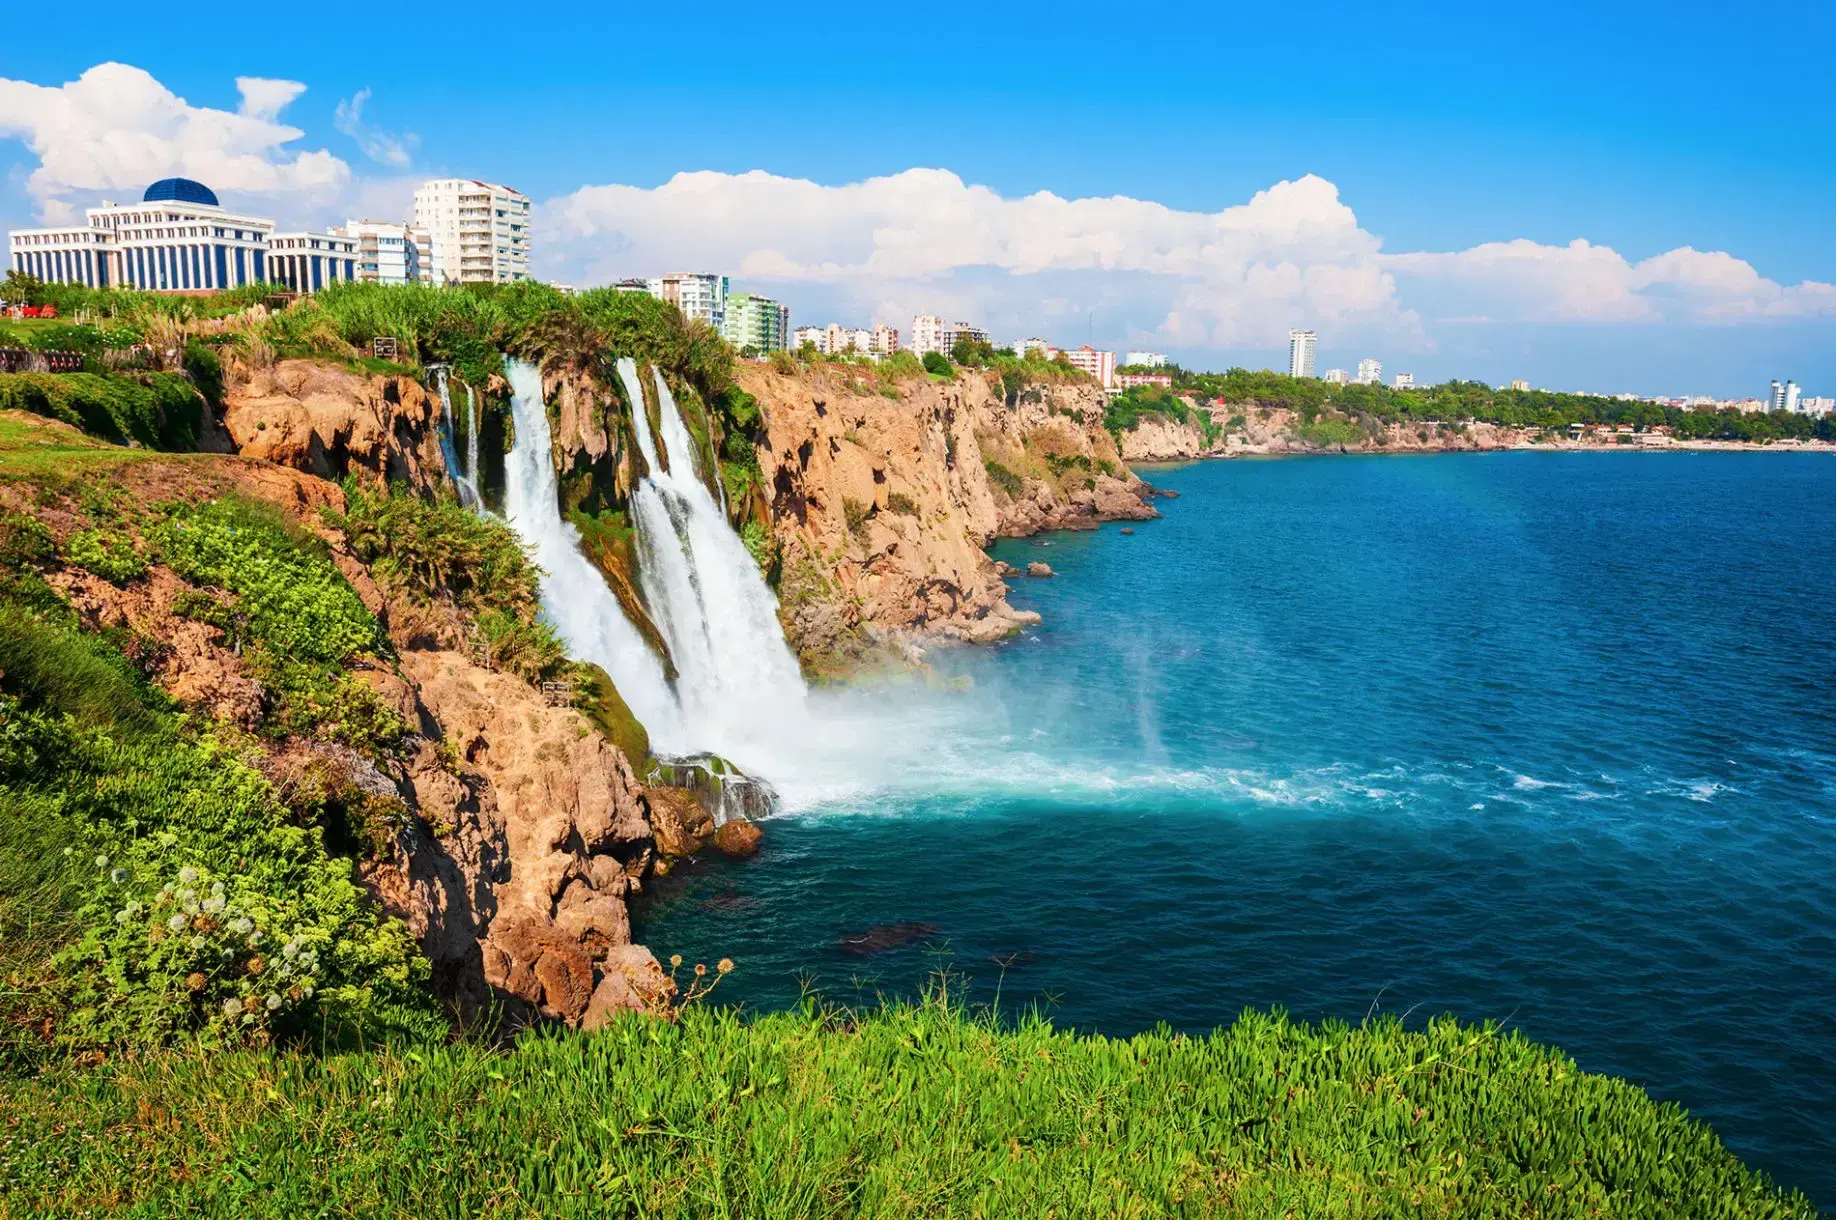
(737, 364), (1157, 672)
(0, 413), (677, 1035)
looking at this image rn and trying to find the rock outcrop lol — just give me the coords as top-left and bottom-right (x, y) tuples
(740, 365), (1156, 668)
(222, 359), (448, 491)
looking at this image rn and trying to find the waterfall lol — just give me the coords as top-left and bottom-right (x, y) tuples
(501, 358), (683, 745)
(616, 358), (810, 774)
(433, 366), (480, 508)
(464, 383), (480, 503)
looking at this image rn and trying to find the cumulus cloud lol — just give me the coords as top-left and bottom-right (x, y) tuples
(0, 62), (348, 217)
(543, 169), (1421, 348)
(540, 168), (1836, 352)
(333, 88), (417, 169)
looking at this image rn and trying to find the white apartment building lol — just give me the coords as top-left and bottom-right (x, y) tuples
(7, 177), (282, 292)
(1771, 379), (1800, 413)
(1323, 369), (1348, 385)
(911, 315), (947, 355)
(1355, 357), (1383, 385)
(340, 219), (428, 286)
(412, 178), (531, 285)
(1393, 372), (1414, 388)
(1014, 337), (1052, 360)
(646, 273), (729, 330)
(873, 323), (901, 354)
(1287, 329), (1317, 379)
(791, 326), (825, 351)
(1125, 351), (1168, 368)
(1796, 395), (1834, 416)
(1510, 379), (1531, 392)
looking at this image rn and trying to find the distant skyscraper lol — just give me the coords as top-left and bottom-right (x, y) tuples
(1356, 357), (1382, 385)
(1323, 369), (1348, 385)
(1771, 379), (1788, 411)
(1288, 329), (1317, 379)
(1785, 380), (1801, 413)
(1510, 379), (1531, 392)
(412, 178), (531, 284)
(1125, 351), (1168, 368)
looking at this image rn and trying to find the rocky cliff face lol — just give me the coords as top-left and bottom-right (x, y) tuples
(14, 445), (676, 1032)
(222, 359), (449, 491)
(1113, 400), (1542, 459)
(1118, 414), (1217, 461)
(739, 365), (1156, 670)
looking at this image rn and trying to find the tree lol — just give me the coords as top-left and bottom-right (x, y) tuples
(2, 269), (47, 306)
(922, 351), (953, 377)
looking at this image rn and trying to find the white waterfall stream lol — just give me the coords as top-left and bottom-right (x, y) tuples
(501, 358), (684, 746)
(433, 366), (481, 508)
(615, 358), (811, 775)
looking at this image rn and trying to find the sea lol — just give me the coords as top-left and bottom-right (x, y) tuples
(634, 451), (1836, 1204)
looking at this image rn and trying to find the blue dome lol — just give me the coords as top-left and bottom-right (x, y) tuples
(143, 178), (219, 207)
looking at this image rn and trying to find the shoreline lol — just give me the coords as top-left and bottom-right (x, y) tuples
(1133, 439), (1836, 463)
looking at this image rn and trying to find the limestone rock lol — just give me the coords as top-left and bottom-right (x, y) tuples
(223, 359), (446, 491)
(713, 817), (764, 859)
(1026, 562), (1054, 577)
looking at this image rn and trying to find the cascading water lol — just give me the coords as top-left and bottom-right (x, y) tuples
(464, 383), (480, 503)
(615, 358), (811, 775)
(501, 358), (683, 744)
(432, 366), (481, 508)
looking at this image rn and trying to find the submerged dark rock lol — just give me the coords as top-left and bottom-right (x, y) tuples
(838, 921), (942, 958)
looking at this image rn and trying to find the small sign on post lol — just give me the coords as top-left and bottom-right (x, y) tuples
(371, 336), (398, 361)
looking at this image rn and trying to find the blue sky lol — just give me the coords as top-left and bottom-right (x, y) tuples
(4, 0), (1833, 396)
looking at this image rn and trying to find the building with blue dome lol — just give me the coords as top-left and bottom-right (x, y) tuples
(6, 178), (355, 295)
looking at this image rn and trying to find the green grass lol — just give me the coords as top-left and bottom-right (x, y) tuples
(0, 995), (1810, 1217)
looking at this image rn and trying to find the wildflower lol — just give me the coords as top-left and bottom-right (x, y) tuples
(219, 947), (235, 962)
(281, 941), (300, 960)
(247, 956), (265, 976)
(222, 998), (243, 1018)
(63, 847), (74, 857)
(202, 896), (225, 915)
(249, 930), (265, 946)
(176, 889), (195, 906)
(694, 963), (707, 978)
(154, 888), (172, 907)
(186, 972), (207, 993)
(229, 917), (253, 935)
(717, 959), (734, 975)
(109, 867), (128, 884)
(190, 935), (206, 949)
(178, 867), (198, 885)
(210, 880), (225, 895)
(669, 954), (683, 969)
(166, 914), (188, 933)
(115, 907), (133, 925)
(94, 854), (109, 869)
(265, 993), (282, 1011)
(301, 983), (314, 999)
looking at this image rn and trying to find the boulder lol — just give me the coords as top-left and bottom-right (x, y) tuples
(648, 785), (717, 858)
(1026, 562), (1054, 578)
(713, 817), (764, 858)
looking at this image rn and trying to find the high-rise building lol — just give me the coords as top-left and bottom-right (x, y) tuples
(1775, 379), (1801, 413)
(911, 315), (991, 356)
(1288, 329), (1317, 379)
(1355, 357), (1383, 385)
(872, 323), (901, 354)
(1014, 337), (1052, 360)
(1771, 380), (1787, 411)
(411, 178), (531, 284)
(645, 273), (729, 330)
(1049, 345), (1116, 388)
(1125, 350), (1168, 368)
(1510, 379), (1531, 392)
(1323, 369), (1348, 385)
(721, 291), (790, 353)
(7, 177), (284, 292)
(339, 219), (428, 285)
(1393, 372), (1414, 388)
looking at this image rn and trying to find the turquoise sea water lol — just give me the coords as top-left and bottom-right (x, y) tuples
(636, 452), (1836, 1203)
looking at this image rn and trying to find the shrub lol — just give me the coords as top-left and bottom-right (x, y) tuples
(475, 607), (567, 683)
(842, 497), (873, 546)
(886, 492), (919, 516)
(63, 528), (147, 585)
(921, 351), (953, 378)
(983, 459), (1024, 499)
(740, 519), (780, 585)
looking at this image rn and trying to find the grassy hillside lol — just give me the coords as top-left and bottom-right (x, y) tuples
(0, 994), (1811, 1217)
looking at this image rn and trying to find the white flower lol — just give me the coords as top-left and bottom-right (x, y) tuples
(281, 942), (299, 960)
(210, 880), (225, 895)
(176, 889), (195, 905)
(265, 993), (282, 1011)
(94, 854), (109, 869)
(109, 868), (128, 884)
(159, 832), (177, 847)
(166, 914), (188, 932)
(229, 917), (254, 935)
(222, 998), (243, 1017)
(114, 908), (133, 925)
(202, 897), (225, 915)
(190, 935), (206, 949)
(177, 867), (198, 885)
(249, 930), (265, 946)
(300, 983), (314, 999)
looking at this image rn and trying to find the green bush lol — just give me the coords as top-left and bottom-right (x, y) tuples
(63, 528), (147, 585)
(983, 459), (1024, 499)
(886, 491), (919, 516)
(921, 351), (953, 378)
(740, 519), (780, 585)
(474, 607), (567, 684)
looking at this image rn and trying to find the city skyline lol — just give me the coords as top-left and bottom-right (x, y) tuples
(3, 3), (1833, 395)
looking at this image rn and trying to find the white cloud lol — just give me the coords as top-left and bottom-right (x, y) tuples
(332, 88), (417, 169)
(0, 62), (348, 218)
(543, 169), (1420, 348)
(235, 77), (306, 122)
